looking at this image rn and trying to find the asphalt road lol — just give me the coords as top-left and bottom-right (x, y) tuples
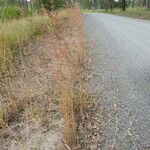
(84, 13), (150, 150)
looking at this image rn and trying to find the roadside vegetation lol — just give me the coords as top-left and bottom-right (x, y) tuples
(83, 0), (150, 20)
(0, 6), (23, 20)
(84, 8), (150, 20)
(0, 15), (49, 71)
(0, 0), (95, 149)
(104, 8), (150, 20)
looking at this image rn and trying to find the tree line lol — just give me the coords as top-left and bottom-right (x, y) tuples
(81, 0), (150, 11)
(0, 0), (82, 11)
(1, 0), (150, 11)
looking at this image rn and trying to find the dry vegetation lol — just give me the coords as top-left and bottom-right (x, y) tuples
(0, 14), (50, 72)
(0, 6), (96, 150)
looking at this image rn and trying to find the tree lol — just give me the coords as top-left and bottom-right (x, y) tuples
(132, 0), (135, 8)
(122, 0), (126, 11)
(81, 0), (92, 9)
(146, 0), (150, 10)
(93, 0), (98, 10)
(34, 0), (67, 11)
(109, 0), (113, 11)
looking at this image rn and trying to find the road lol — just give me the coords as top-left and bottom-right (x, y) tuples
(84, 13), (150, 149)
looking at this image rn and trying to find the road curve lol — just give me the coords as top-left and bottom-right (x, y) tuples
(84, 13), (150, 150)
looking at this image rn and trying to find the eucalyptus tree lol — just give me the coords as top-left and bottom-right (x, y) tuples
(122, 0), (126, 11)
(146, 0), (150, 9)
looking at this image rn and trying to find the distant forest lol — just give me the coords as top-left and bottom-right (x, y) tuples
(81, 0), (150, 11)
(0, 0), (150, 11)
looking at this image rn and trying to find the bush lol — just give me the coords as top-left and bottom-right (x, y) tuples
(34, 0), (65, 11)
(0, 6), (23, 20)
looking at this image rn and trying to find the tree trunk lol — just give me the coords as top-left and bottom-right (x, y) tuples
(110, 0), (113, 12)
(105, 0), (108, 11)
(146, 0), (150, 10)
(132, 0), (135, 8)
(93, 0), (98, 10)
(122, 0), (126, 11)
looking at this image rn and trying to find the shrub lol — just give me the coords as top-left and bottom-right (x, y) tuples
(34, 0), (65, 11)
(0, 6), (23, 20)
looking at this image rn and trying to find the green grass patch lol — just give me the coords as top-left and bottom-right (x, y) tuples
(0, 6), (23, 21)
(0, 15), (50, 72)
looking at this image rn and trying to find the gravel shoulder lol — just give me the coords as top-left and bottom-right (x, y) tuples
(84, 13), (150, 150)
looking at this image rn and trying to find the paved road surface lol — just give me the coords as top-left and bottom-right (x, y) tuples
(84, 13), (150, 150)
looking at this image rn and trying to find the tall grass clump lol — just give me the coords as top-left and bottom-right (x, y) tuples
(51, 5), (91, 149)
(0, 6), (23, 21)
(0, 15), (49, 72)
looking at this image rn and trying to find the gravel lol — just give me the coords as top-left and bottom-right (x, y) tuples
(84, 13), (150, 150)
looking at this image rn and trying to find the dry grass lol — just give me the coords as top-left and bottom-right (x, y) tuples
(0, 6), (93, 150)
(50, 6), (92, 149)
(0, 33), (62, 150)
(0, 14), (50, 72)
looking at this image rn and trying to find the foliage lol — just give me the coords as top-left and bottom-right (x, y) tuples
(82, 0), (93, 9)
(34, 0), (69, 11)
(0, 6), (23, 20)
(81, 0), (150, 11)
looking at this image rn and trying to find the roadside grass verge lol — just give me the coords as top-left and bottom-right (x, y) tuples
(83, 8), (150, 20)
(0, 6), (94, 150)
(0, 14), (50, 72)
(50, 6), (93, 149)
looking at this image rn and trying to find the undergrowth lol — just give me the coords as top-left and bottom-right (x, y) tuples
(50, 6), (92, 149)
(0, 6), (23, 21)
(0, 6), (93, 150)
(0, 14), (50, 72)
